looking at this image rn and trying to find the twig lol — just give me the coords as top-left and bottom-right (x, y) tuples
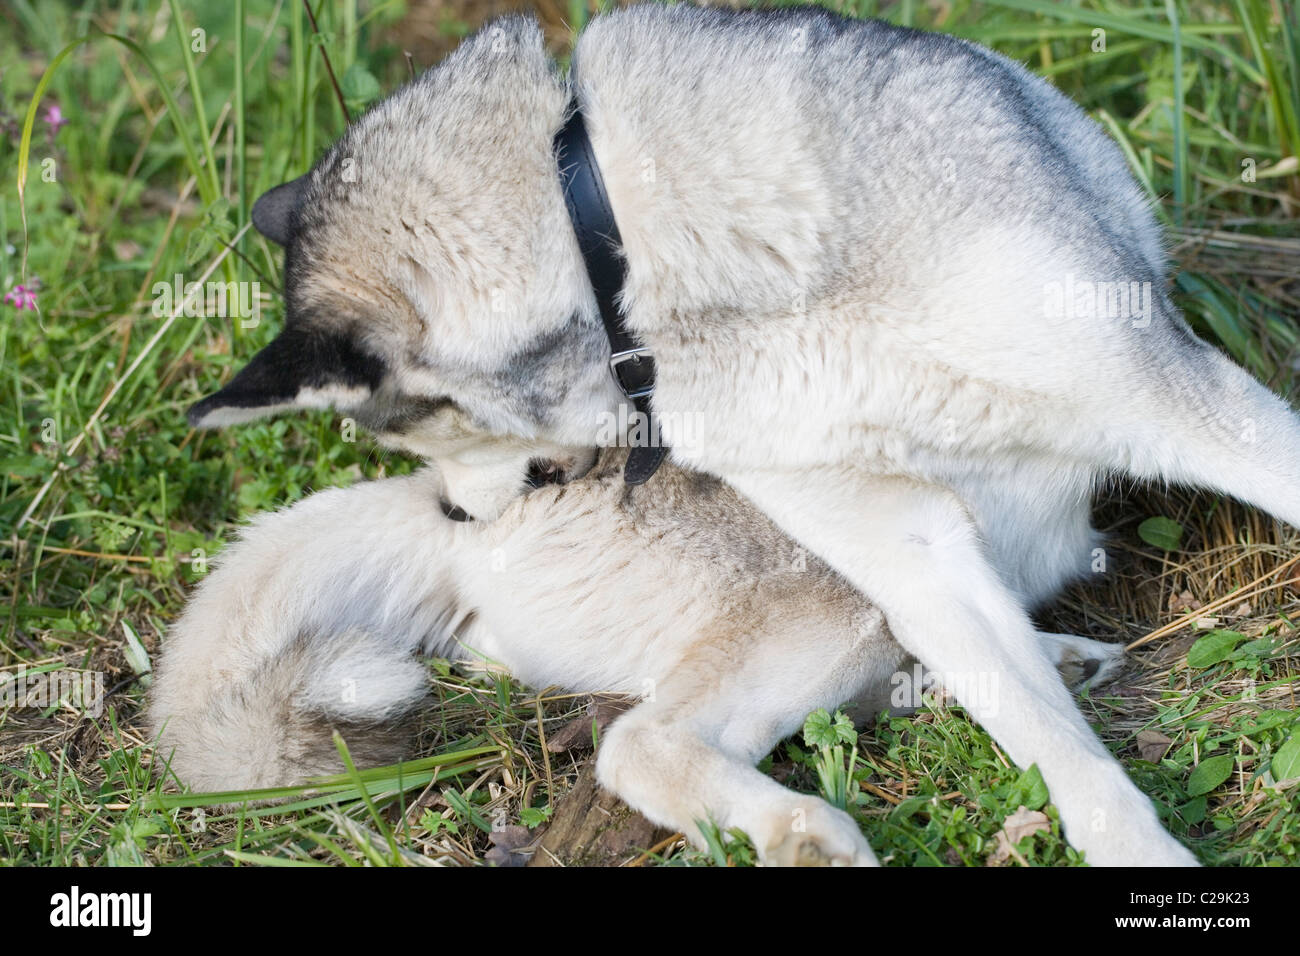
(627, 832), (685, 866)
(302, 0), (351, 124)
(534, 698), (554, 816)
(858, 781), (902, 806)
(35, 546), (150, 564)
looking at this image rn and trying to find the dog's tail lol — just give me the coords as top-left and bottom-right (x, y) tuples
(150, 626), (436, 794)
(148, 473), (464, 794)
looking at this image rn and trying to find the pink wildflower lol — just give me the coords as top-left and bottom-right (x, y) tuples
(43, 104), (68, 135)
(4, 285), (38, 310)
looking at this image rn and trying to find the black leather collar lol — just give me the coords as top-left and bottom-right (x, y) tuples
(554, 95), (668, 485)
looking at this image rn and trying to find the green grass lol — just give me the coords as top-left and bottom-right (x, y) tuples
(2, 0), (1298, 866)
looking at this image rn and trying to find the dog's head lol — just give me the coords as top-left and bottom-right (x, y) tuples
(188, 17), (613, 518)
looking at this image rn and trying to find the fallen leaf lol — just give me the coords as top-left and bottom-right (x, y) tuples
(545, 696), (635, 753)
(112, 239), (142, 261)
(1002, 805), (1051, 844)
(120, 620), (152, 688)
(1169, 589), (1202, 613)
(1136, 729), (1173, 763)
(988, 805), (1051, 864)
(484, 825), (533, 868)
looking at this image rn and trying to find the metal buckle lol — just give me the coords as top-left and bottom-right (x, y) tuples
(609, 347), (655, 400)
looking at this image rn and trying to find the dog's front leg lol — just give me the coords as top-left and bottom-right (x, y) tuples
(728, 466), (1197, 866)
(596, 701), (879, 867)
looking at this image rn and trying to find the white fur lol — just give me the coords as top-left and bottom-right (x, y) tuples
(150, 457), (1141, 865)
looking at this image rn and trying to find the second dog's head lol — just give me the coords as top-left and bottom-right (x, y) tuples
(393, 424), (597, 522)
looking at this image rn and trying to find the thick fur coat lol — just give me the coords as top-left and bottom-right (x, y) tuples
(151, 451), (1123, 865)
(172, 5), (1300, 864)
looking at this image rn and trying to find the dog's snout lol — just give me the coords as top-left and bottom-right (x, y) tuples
(524, 458), (565, 489)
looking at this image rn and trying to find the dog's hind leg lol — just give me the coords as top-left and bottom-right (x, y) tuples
(1037, 632), (1126, 692)
(728, 466), (1197, 866)
(891, 633), (1125, 711)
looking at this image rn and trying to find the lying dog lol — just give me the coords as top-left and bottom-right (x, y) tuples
(178, 5), (1300, 864)
(149, 450), (1128, 866)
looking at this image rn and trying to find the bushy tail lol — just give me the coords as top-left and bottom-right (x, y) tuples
(150, 628), (433, 794)
(147, 473), (460, 795)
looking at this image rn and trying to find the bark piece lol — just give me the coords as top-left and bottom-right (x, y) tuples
(527, 760), (675, 867)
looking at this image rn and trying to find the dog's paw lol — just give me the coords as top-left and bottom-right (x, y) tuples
(1057, 763), (1200, 867)
(1041, 633), (1126, 692)
(757, 801), (879, 867)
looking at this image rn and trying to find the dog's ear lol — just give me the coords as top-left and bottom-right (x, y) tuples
(251, 175), (308, 246)
(187, 326), (384, 428)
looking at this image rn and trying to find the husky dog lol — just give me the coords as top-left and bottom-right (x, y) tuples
(181, 5), (1300, 865)
(150, 449), (1127, 866)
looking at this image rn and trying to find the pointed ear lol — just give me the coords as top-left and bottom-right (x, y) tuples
(187, 327), (385, 428)
(251, 175), (308, 246)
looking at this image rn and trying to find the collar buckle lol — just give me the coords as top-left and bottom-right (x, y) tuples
(609, 347), (656, 400)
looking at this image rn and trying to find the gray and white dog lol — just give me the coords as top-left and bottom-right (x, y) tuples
(175, 4), (1300, 865)
(150, 449), (1123, 866)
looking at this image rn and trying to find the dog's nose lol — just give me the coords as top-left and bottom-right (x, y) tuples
(439, 499), (473, 522)
(525, 459), (564, 489)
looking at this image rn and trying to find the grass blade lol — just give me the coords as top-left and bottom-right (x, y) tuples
(1165, 0), (1188, 224)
